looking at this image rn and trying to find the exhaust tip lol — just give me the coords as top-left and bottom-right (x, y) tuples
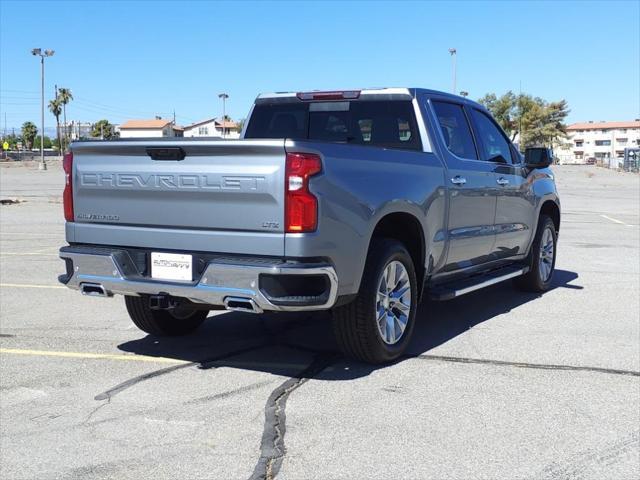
(224, 296), (262, 314)
(80, 283), (109, 297)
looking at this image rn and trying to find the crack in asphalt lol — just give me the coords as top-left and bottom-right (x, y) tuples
(83, 397), (111, 424)
(94, 343), (266, 401)
(540, 430), (640, 479)
(410, 354), (640, 377)
(186, 380), (273, 405)
(249, 353), (337, 480)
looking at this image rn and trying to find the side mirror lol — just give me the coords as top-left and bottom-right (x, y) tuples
(524, 147), (553, 168)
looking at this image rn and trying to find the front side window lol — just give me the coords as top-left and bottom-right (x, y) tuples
(470, 109), (513, 163)
(431, 101), (478, 159)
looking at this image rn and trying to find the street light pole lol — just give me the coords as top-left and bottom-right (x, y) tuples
(448, 48), (457, 94)
(218, 93), (229, 139)
(32, 48), (54, 171)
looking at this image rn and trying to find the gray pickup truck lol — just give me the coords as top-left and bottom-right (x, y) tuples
(59, 88), (560, 364)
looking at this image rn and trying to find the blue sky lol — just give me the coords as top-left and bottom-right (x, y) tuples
(1, 0), (639, 134)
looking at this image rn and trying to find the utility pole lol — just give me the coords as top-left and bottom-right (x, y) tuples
(519, 80), (523, 150)
(218, 93), (229, 138)
(31, 48), (54, 171)
(448, 48), (457, 94)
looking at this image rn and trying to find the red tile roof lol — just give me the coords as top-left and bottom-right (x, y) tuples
(567, 121), (640, 131)
(120, 119), (172, 129)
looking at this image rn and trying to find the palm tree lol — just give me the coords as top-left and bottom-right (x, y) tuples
(48, 98), (62, 152)
(57, 87), (73, 148)
(21, 121), (38, 150)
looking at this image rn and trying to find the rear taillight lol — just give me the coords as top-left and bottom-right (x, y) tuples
(63, 151), (74, 221)
(285, 152), (322, 233)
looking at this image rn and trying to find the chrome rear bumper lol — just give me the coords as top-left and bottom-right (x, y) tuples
(59, 246), (338, 312)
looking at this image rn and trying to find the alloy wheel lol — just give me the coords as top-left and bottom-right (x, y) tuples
(375, 260), (412, 345)
(539, 227), (555, 282)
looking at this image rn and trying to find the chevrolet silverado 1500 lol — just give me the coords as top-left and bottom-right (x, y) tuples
(59, 88), (560, 363)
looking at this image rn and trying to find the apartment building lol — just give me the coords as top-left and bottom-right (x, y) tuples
(556, 120), (640, 165)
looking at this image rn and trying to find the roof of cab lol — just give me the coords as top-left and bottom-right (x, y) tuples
(255, 87), (485, 110)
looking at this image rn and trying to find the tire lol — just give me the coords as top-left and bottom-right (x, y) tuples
(332, 238), (418, 364)
(514, 215), (557, 292)
(124, 295), (208, 336)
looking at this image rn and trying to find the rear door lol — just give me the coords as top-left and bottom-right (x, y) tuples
(429, 99), (497, 270)
(467, 108), (533, 259)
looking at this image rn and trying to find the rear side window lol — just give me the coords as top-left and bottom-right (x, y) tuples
(245, 100), (421, 151)
(431, 101), (478, 160)
(470, 109), (513, 163)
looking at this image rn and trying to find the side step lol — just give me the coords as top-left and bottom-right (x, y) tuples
(428, 265), (528, 301)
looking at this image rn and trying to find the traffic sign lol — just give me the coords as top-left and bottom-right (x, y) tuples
(2, 141), (8, 150)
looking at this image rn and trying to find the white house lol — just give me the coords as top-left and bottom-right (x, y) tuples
(183, 118), (240, 139)
(119, 119), (183, 138)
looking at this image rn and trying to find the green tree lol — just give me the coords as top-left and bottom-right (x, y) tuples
(57, 87), (73, 148)
(33, 135), (52, 149)
(518, 96), (570, 149)
(2, 133), (20, 150)
(478, 92), (570, 149)
(478, 91), (517, 139)
(90, 119), (118, 139)
(21, 121), (38, 150)
(236, 118), (246, 133)
(48, 98), (63, 151)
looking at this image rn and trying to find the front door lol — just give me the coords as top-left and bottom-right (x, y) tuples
(468, 108), (534, 260)
(429, 99), (497, 271)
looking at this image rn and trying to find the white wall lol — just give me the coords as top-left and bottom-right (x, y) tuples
(183, 119), (240, 139)
(120, 128), (166, 138)
(183, 120), (220, 138)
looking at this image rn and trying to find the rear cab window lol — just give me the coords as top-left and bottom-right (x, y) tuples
(245, 100), (421, 151)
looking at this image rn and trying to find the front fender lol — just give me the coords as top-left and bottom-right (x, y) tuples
(525, 166), (561, 253)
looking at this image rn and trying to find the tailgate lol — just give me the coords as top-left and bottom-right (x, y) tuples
(70, 139), (286, 255)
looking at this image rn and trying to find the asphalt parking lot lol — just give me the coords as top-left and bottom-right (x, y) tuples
(1, 162), (638, 480)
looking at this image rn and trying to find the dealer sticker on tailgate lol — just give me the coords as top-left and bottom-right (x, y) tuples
(151, 252), (192, 281)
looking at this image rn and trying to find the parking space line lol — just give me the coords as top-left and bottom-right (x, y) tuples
(0, 283), (66, 289)
(0, 252), (59, 256)
(0, 348), (189, 364)
(0, 232), (61, 237)
(600, 214), (633, 227)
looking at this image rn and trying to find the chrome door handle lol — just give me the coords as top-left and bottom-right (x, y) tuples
(496, 177), (510, 186)
(451, 176), (467, 185)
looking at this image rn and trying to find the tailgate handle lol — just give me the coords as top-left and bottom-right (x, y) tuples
(146, 147), (186, 161)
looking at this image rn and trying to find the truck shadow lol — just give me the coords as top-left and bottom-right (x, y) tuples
(117, 269), (581, 380)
